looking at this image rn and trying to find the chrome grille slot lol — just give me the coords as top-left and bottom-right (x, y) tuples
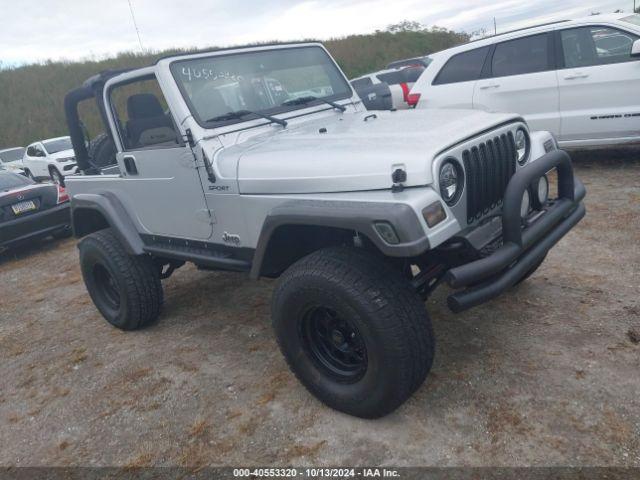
(462, 132), (517, 224)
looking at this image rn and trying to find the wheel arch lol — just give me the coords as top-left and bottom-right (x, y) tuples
(249, 199), (429, 279)
(72, 193), (145, 255)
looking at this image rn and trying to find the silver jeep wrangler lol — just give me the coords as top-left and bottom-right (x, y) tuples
(64, 43), (586, 418)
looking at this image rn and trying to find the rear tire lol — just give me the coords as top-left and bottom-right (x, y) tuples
(79, 229), (163, 330)
(24, 169), (35, 181)
(272, 247), (435, 418)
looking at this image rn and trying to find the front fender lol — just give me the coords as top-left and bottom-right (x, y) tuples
(249, 199), (430, 279)
(72, 192), (145, 255)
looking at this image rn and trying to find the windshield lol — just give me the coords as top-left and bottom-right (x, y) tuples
(0, 148), (25, 163)
(0, 172), (34, 190)
(42, 138), (72, 154)
(622, 14), (640, 27)
(170, 46), (352, 128)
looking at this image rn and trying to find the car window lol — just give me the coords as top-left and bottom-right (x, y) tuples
(432, 47), (490, 85)
(33, 146), (46, 157)
(376, 67), (424, 85)
(0, 172), (34, 190)
(491, 33), (551, 77)
(0, 148), (24, 162)
(351, 77), (373, 89)
(42, 138), (72, 154)
(26, 146), (36, 157)
(109, 76), (181, 151)
(561, 26), (639, 68)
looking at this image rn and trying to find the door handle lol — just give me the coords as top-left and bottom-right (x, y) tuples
(123, 155), (138, 175)
(564, 73), (589, 80)
(479, 84), (500, 90)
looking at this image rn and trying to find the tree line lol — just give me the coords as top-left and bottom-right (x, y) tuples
(0, 23), (468, 148)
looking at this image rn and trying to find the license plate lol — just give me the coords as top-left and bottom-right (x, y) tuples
(11, 200), (37, 215)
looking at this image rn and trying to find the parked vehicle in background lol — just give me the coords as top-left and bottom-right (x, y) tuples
(351, 65), (424, 110)
(0, 147), (26, 175)
(0, 171), (71, 253)
(411, 13), (640, 148)
(22, 136), (78, 185)
(63, 42), (584, 419)
(386, 56), (433, 69)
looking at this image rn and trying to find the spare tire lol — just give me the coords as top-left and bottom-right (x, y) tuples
(88, 133), (117, 169)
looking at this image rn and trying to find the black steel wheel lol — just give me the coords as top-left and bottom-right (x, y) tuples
(299, 306), (367, 383)
(92, 263), (121, 311)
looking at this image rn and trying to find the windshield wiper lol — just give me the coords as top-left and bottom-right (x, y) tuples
(282, 95), (346, 112)
(206, 109), (287, 128)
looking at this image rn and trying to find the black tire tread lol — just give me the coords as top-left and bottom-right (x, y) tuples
(80, 229), (162, 330)
(272, 247), (434, 418)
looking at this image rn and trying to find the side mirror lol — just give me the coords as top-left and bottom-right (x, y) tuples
(632, 39), (640, 57)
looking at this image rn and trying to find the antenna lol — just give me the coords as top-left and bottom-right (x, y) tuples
(127, 0), (145, 53)
(494, 17), (497, 35)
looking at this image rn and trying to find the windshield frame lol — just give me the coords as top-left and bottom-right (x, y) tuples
(42, 137), (73, 155)
(169, 44), (354, 131)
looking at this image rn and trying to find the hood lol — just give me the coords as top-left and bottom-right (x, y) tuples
(234, 109), (520, 194)
(50, 149), (76, 161)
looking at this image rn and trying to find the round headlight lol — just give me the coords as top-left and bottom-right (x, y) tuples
(520, 189), (531, 219)
(439, 159), (464, 206)
(537, 175), (549, 206)
(515, 128), (529, 165)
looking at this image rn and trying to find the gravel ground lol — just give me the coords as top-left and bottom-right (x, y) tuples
(0, 150), (638, 468)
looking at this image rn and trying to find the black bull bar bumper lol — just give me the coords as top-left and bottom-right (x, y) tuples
(445, 149), (586, 313)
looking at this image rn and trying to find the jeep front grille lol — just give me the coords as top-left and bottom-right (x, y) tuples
(462, 132), (517, 224)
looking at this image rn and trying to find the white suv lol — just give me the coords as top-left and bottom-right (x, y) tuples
(411, 13), (640, 149)
(22, 136), (78, 185)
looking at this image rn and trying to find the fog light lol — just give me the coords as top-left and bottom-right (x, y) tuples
(374, 222), (400, 245)
(520, 190), (531, 219)
(422, 201), (447, 228)
(537, 175), (549, 205)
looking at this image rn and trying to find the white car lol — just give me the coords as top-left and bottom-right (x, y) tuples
(0, 147), (26, 175)
(351, 65), (424, 110)
(22, 136), (78, 185)
(411, 13), (640, 148)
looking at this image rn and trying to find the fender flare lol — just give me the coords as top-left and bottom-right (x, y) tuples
(71, 192), (145, 255)
(249, 199), (429, 279)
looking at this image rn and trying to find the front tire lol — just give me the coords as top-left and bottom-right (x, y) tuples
(49, 167), (64, 186)
(272, 247), (435, 418)
(79, 229), (163, 330)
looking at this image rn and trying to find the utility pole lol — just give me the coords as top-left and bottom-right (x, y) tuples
(494, 17), (497, 35)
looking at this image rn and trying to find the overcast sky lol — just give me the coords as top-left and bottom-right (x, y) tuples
(0, 0), (634, 66)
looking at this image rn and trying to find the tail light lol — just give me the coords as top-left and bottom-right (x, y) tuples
(406, 92), (421, 107)
(399, 82), (421, 108)
(57, 185), (69, 204)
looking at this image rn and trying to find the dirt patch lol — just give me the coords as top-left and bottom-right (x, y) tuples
(0, 151), (639, 467)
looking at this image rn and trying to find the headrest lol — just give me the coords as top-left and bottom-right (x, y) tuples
(127, 93), (165, 119)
